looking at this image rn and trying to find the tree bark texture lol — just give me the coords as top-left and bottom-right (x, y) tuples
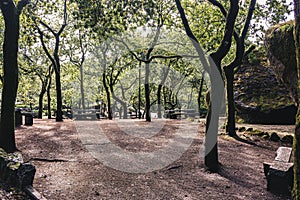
(0, 0), (28, 152)
(145, 62), (151, 122)
(293, 0), (300, 198)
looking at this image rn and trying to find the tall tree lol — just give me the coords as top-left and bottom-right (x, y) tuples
(107, 53), (136, 119)
(175, 0), (255, 171)
(100, 43), (113, 120)
(210, 0), (256, 136)
(73, 0), (180, 122)
(157, 60), (172, 118)
(175, 0), (224, 172)
(71, 0), (136, 119)
(0, 0), (28, 152)
(67, 28), (88, 110)
(293, 0), (300, 198)
(33, 0), (68, 122)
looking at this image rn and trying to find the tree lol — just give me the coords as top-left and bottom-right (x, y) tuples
(67, 28), (88, 110)
(293, 0), (300, 198)
(32, 0), (68, 122)
(100, 43), (113, 120)
(0, 0), (29, 152)
(73, 0), (181, 122)
(175, 0), (256, 171)
(19, 53), (54, 119)
(212, 0), (256, 136)
(107, 54), (136, 119)
(157, 59), (172, 118)
(19, 17), (55, 119)
(71, 0), (137, 120)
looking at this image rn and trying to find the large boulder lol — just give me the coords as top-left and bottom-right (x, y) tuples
(265, 20), (297, 105)
(234, 64), (296, 125)
(234, 21), (298, 125)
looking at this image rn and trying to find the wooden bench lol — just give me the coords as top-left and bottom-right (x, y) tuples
(164, 109), (190, 119)
(164, 109), (197, 119)
(263, 147), (293, 195)
(73, 109), (98, 120)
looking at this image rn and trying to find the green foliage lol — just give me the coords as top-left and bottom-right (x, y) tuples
(182, 0), (225, 52)
(12, 0), (293, 115)
(246, 46), (266, 65)
(251, 0), (292, 44)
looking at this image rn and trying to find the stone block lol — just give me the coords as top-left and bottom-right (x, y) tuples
(0, 148), (35, 189)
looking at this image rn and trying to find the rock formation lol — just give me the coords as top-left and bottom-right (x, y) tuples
(234, 21), (297, 125)
(234, 64), (296, 124)
(265, 20), (297, 105)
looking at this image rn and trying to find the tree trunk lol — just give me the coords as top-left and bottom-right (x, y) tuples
(224, 66), (237, 136)
(0, 2), (19, 152)
(204, 85), (219, 172)
(54, 71), (63, 121)
(109, 84), (128, 119)
(157, 84), (163, 118)
(198, 76), (204, 117)
(80, 65), (85, 110)
(47, 74), (52, 119)
(187, 87), (193, 109)
(54, 36), (63, 122)
(103, 73), (112, 120)
(138, 64), (142, 119)
(145, 62), (151, 122)
(157, 64), (171, 118)
(123, 103), (127, 119)
(293, 0), (300, 198)
(163, 86), (167, 110)
(105, 87), (112, 120)
(38, 87), (46, 119)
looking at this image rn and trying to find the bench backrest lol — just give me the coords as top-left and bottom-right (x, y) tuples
(275, 147), (292, 163)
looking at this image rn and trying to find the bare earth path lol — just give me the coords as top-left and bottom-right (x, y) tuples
(12, 119), (292, 200)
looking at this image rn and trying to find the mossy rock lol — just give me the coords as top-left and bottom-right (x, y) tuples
(246, 127), (253, 132)
(246, 129), (271, 140)
(265, 21), (297, 103)
(259, 132), (269, 137)
(234, 21), (297, 125)
(236, 103), (296, 125)
(262, 134), (270, 140)
(238, 127), (246, 132)
(249, 130), (265, 137)
(281, 135), (293, 144)
(0, 148), (35, 188)
(270, 132), (281, 142)
(234, 63), (295, 125)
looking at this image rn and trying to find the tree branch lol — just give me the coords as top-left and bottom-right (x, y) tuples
(210, 0), (239, 65)
(36, 24), (58, 74)
(16, 0), (29, 14)
(241, 0), (256, 41)
(227, 0), (257, 69)
(175, 0), (210, 72)
(40, 20), (57, 36)
(207, 0), (227, 16)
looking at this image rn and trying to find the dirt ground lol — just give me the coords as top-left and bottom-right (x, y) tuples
(4, 118), (295, 199)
